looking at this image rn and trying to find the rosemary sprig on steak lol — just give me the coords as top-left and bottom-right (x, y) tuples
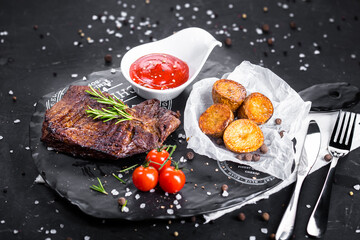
(85, 86), (135, 124)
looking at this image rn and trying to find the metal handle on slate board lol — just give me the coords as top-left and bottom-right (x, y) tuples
(275, 175), (305, 240)
(307, 157), (339, 238)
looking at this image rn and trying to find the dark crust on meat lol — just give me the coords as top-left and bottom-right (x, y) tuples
(41, 85), (181, 160)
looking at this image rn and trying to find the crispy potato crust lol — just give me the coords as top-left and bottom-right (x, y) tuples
(237, 92), (273, 125)
(212, 79), (247, 112)
(223, 119), (264, 153)
(199, 104), (234, 138)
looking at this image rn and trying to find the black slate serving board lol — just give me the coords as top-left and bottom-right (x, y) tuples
(29, 69), (282, 220)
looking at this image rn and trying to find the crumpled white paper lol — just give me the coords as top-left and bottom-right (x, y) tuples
(184, 61), (311, 180)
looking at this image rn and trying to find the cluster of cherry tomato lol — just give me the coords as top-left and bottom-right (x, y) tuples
(132, 145), (186, 194)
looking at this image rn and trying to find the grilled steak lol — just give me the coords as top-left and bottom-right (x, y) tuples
(41, 85), (181, 160)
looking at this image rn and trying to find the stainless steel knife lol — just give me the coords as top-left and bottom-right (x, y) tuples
(276, 120), (321, 240)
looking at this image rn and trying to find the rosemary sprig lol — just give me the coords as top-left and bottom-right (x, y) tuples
(85, 86), (128, 109)
(89, 177), (108, 195)
(85, 86), (135, 124)
(112, 173), (126, 184)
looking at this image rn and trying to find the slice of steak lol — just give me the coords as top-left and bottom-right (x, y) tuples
(41, 85), (181, 160)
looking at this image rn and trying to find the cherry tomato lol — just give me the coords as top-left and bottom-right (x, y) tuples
(159, 166), (186, 194)
(146, 149), (170, 171)
(132, 165), (158, 192)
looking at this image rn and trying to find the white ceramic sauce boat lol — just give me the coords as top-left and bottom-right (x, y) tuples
(120, 27), (222, 101)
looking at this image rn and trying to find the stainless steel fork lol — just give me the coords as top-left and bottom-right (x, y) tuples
(307, 110), (357, 238)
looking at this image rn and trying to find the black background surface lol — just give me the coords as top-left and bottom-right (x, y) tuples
(1, 0), (360, 239)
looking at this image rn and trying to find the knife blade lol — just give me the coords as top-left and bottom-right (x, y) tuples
(276, 120), (321, 240)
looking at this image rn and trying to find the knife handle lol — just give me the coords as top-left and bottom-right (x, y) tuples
(276, 177), (305, 240)
(307, 157), (339, 238)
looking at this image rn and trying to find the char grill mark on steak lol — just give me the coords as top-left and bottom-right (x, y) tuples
(41, 85), (181, 160)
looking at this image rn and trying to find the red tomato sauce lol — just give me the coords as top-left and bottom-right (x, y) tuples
(129, 53), (189, 90)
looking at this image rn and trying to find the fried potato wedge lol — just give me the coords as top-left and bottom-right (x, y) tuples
(199, 104), (234, 138)
(212, 79), (247, 112)
(237, 92), (273, 125)
(223, 119), (264, 153)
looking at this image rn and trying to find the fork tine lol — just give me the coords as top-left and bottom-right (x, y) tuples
(330, 110), (343, 144)
(344, 113), (357, 146)
(339, 112), (351, 144)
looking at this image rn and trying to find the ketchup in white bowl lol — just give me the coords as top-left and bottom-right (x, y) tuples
(121, 27), (222, 101)
(130, 53), (189, 90)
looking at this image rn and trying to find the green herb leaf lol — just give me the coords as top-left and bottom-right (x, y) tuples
(89, 177), (108, 195)
(85, 86), (138, 123)
(119, 164), (138, 172)
(121, 200), (128, 212)
(112, 173), (126, 184)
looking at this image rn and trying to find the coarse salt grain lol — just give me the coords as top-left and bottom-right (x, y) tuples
(179, 156), (186, 163)
(122, 206), (129, 212)
(299, 53), (306, 58)
(353, 184), (360, 191)
(222, 190), (229, 197)
(261, 228), (268, 234)
(71, 74), (78, 78)
(255, 28), (263, 35)
(176, 205), (181, 209)
(9, 90), (13, 95)
(34, 175), (45, 183)
(140, 203), (146, 208)
(0, 136), (3, 140)
(84, 236), (90, 240)
(1, 220), (5, 224)
(195, 223), (199, 228)
(314, 50), (320, 55)
(125, 192), (132, 197)
(111, 189), (119, 196)
(150, 189), (155, 193)
(14, 119), (20, 124)
(300, 66), (307, 71)
(176, 194), (182, 200)
(249, 236), (256, 240)
(207, 192), (211, 196)
(135, 194), (140, 200)
(173, 200), (179, 205)
(167, 209), (174, 215)
(50, 229), (56, 234)
(13, 230), (19, 234)
(34, 200), (39, 204)
(306, 204), (311, 208)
